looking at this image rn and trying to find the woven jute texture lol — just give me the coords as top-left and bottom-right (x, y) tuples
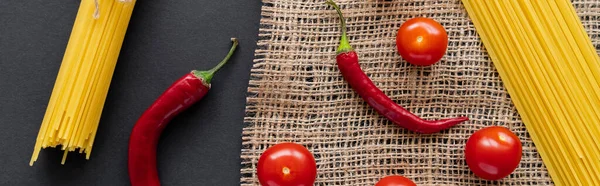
(240, 0), (600, 185)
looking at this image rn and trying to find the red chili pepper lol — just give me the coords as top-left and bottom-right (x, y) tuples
(127, 38), (238, 186)
(326, 0), (468, 134)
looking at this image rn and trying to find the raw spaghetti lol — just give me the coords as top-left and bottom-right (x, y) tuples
(30, 0), (136, 165)
(462, 0), (600, 185)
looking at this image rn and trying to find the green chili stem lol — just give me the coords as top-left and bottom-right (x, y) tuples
(193, 38), (239, 84)
(326, 0), (353, 53)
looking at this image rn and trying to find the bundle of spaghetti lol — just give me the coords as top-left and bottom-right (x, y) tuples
(30, 0), (136, 165)
(461, 0), (600, 185)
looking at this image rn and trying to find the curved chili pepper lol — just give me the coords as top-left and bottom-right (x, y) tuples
(326, 0), (468, 134)
(128, 38), (238, 186)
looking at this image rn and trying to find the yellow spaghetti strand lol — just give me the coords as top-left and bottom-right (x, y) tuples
(465, 2), (574, 184)
(30, 0), (136, 166)
(462, 0), (600, 185)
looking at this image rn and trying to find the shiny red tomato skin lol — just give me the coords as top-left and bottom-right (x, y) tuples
(465, 126), (522, 180)
(396, 17), (448, 66)
(374, 175), (417, 186)
(257, 143), (317, 186)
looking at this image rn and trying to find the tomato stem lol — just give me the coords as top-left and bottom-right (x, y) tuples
(326, 0), (353, 54)
(193, 38), (239, 85)
(282, 167), (290, 175)
(416, 36), (423, 43)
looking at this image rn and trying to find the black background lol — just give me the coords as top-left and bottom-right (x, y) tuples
(0, 0), (262, 185)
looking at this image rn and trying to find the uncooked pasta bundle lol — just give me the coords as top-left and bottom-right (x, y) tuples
(30, 0), (136, 165)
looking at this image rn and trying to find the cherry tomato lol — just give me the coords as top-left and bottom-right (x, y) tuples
(465, 126), (522, 180)
(374, 175), (416, 186)
(257, 142), (317, 186)
(396, 17), (448, 66)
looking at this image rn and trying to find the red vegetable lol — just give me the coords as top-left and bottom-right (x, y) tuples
(326, 0), (468, 134)
(465, 126), (522, 180)
(375, 175), (417, 186)
(257, 143), (317, 186)
(396, 17), (448, 66)
(127, 38), (238, 186)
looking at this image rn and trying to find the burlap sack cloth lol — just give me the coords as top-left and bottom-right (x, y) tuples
(239, 0), (600, 185)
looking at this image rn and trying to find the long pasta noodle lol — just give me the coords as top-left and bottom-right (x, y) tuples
(462, 0), (600, 185)
(30, 0), (136, 165)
